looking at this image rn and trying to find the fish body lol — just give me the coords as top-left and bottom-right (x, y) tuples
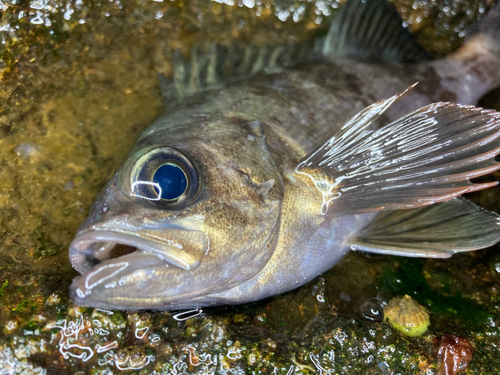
(70, 0), (500, 310)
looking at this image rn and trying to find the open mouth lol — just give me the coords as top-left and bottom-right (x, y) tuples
(70, 229), (208, 274)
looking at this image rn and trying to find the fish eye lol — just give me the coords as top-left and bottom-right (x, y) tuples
(128, 147), (199, 208)
(152, 164), (187, 200)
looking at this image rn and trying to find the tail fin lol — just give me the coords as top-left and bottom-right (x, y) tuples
(434, 4), (500, 105)
(478, 2), (500, 49)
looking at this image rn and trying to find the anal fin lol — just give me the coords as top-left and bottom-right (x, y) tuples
(351, 197), (500, 258)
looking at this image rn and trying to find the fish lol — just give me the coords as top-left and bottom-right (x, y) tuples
(69, 0), (500, 310)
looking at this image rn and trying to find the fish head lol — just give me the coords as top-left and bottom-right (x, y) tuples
(69, 116), (284, 310)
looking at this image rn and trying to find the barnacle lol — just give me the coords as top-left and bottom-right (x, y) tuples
(383, 295), (430, 337)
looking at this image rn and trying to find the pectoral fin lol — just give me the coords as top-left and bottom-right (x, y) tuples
(351, 197), (500, 258)
(296, 86), (500, 215)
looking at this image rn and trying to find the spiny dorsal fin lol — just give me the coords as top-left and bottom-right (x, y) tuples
(160, 39), (323, 104)
(323, 0), (432, 62)
(351, 197), (500, 258)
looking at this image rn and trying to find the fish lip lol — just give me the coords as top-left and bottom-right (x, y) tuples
(70, 229), (206, 274)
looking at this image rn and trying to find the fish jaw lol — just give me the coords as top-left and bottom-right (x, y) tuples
(70, 252), (168, 309)
(67, 189), (282, 309)
(69, 215), (212, 309)
(69, 227), (208, 273)
(69, 251), (210, 310)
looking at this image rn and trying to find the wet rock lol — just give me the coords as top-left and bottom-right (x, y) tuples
(125, 312), (152, 346)
(91, 309), (126, 331)
(0, 0), (499, 373)
(339, 291), (351, 303)
(45, 292), (62, 306)
(3, 319), (20, 335)
(489, 252), (500, 280)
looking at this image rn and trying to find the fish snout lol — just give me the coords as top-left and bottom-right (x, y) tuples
(68, 225), (209, 309)
(69, 226), (208, 274)
(69, 251), (183, 309)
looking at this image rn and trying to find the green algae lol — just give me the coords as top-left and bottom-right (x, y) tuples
(0, 279), (8, 298)
(1, 0), (500, 373)
(379, 257), (494, 330)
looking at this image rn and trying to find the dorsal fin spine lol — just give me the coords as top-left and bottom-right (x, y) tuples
(205, 45), (219, 87)
(162, 38), (320, 104)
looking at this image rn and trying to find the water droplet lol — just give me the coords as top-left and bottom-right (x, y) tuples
(63, 7), (73, 20)
(276, 9), (290, 22)
(30, 11), (44, 24)
(359, 297), (384, 322)
(30, 0), (44, 10)
(241, 0), (254, 8)
(173, 308), (203, 321)
(14, 142), (41, 161)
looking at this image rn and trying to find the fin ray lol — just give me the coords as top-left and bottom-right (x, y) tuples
(160, 40), (321, 104)
(161, 0), (433, 103)
(323, 0), (432, 62)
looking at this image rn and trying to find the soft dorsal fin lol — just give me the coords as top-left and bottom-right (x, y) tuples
(160, 0), (431, 103)
(323, 0), (432, 62)
(351, 197), (500, 258)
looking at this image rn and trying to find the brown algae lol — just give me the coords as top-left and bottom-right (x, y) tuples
(383, 295), (430, 337)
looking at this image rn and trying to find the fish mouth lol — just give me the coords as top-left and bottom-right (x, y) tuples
(70, 229), (208, 274)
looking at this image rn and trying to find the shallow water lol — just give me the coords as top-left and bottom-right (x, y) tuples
(1, 0), (500, 373)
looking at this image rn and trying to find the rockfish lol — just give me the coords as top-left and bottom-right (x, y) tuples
(69, 0), (500, 310)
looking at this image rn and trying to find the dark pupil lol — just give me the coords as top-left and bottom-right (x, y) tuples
(152, 164), (187, 200)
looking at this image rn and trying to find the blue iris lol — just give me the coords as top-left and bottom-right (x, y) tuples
(152, 164), (187, 200)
